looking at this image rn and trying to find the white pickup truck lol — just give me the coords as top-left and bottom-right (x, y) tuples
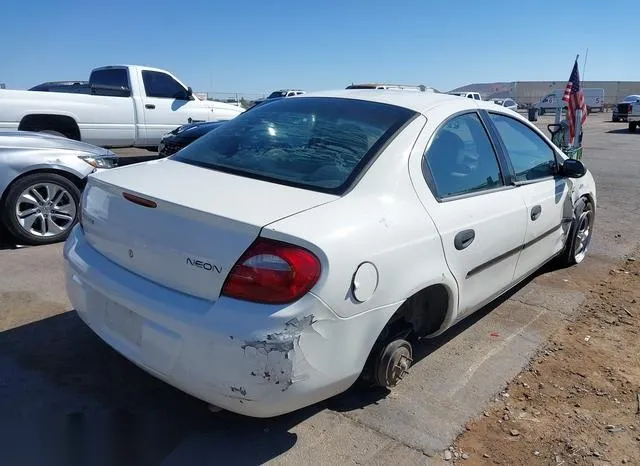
(626, 99), (640, 132)
(0, 65), (244, 149)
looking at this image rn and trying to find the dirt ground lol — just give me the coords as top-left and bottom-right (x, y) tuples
(451, 250), (640, 465)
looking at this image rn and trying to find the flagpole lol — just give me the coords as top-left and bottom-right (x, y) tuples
(582, 49), (588, 83)
(574, 54), (583, 150)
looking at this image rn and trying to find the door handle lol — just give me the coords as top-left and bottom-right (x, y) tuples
(531, 205), (542, 220)
(145, 104), (156, 109)
(454, 229), (476, 250)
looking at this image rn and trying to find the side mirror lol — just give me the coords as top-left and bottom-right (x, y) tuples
(186, 86), (194, 100)
(560, 158), (586, 178)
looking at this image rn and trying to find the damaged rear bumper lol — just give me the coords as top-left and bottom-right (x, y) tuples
(64, 227), (392, 417)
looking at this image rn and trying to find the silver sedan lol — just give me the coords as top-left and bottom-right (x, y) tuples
(0, 131), (118, 245)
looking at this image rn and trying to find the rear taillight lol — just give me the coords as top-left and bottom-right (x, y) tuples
(221, 238), (321, 304)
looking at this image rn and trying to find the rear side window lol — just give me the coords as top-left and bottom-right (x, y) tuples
(89, 69), (129, 89)
(424, 112), (504, 198)
(142, 71), (188, 100)
(489, 113), (556, 181)
(172, 97), (416, 194)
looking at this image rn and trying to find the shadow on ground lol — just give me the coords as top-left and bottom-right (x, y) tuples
(606, 128), (637, 134)
(0, 263), (551, 466)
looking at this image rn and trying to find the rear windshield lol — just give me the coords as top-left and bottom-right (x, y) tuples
(171, 97), (416, 194)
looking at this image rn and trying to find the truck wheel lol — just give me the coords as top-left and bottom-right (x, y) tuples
(612, 116), (620, 122)
(630, 122), (638, 133)
(1, 172), (81, 245)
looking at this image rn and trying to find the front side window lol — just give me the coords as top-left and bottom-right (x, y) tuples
(489, 113), (556, 182)
(142, 71), (188, 99)
(172, 97), (415, 193)
(424, 112), (504, 199)
(473, 94), (481, 100)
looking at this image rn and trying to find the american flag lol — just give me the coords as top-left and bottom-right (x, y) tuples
(562, 59), (587, 144)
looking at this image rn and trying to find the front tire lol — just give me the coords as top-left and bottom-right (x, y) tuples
(558, 197), (594, 267)
(1, 173), (81, 245)
(629, 122), (638, 133)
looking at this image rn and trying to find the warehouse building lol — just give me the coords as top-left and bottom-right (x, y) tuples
(452, 81), (640, 107)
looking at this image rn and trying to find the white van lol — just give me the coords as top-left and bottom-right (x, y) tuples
(535, 88), (604, 115)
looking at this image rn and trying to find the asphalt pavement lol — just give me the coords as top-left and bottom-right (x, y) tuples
(0, 112), (639, 465)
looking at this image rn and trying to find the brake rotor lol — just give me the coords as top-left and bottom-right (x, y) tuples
(375, 339), (413, 388)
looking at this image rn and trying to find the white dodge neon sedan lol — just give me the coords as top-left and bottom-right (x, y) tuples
(64, 91), (596, 417)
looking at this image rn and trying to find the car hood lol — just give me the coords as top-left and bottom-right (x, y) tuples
(166, 121), (226, 140)
(0, 131), (115, 156)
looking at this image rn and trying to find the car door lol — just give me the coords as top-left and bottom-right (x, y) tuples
(486, 112), (573, 281)
(413, 111), (528, 317)
(140, 70), (211, 144)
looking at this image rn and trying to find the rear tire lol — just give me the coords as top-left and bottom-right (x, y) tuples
(1, 172), (81, 246)
(612, 116), (620, 122)
(557, 197), (594, 267)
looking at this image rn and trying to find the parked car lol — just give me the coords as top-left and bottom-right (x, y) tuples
(158, 101), (277, 157)
(449, 91), (482, 100)
(1, 131), (118, 245)
(253, 89), (306, 106)
(0, 65), (244, 149)
(159, 121), (227, 157)
(64, 92), (596, 418)
(490, 98), (518, 112)
(28, 80), (90, 94)
(612, 95), (640, 122)
(626, 100), (640, 132)
(535, 88), (604, 115)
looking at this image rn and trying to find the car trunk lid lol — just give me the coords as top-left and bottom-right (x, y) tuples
(81, 159), (337, 301)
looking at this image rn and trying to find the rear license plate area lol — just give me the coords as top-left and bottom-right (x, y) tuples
(104, 300), (143, 346)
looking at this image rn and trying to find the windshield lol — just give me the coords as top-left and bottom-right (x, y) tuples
(624, 95), (639, 102)
(172, 97), (416, 194)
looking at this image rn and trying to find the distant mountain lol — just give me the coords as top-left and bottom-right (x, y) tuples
(449, 82), (515, 100)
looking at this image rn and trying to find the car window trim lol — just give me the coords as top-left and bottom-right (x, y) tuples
(421, 110), (512, 203)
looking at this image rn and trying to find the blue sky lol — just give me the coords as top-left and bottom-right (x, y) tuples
(0, 0), (633, 96)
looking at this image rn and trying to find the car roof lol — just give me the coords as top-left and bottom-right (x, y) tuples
(296, 89), (473, 114)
